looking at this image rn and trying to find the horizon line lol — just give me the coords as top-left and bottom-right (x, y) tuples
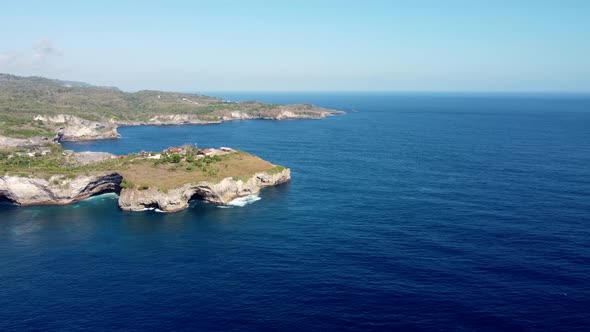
(188, 90), (590, 96)
(3, 72), (589, 95)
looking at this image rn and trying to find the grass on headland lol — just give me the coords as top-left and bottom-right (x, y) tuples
(0, 146), (284, 190)
(0, 73), (334, 138)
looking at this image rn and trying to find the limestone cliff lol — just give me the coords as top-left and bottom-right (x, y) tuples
(118, 168), (291, 212)
(34, 114), (120, 141)
(31, 106), (341, 143)
(0, 173), (123, 206)
(144, 114), (220, 125)
(0, 168), (290, 212)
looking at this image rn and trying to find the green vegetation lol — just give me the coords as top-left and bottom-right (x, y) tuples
(165, 153), (182, 163)
(232, 175), (252, 183)
(0, 73), (333, 138)
(0, 145), (283, 190)
(268, 165), (286, 174)
(120, 180), (134, 189)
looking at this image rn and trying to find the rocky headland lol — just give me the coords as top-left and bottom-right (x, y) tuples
(118, 168), (290, 212)
(0, 73), (343, 145)
(0, 73), (335, 212)
(0, 168), (289, 212)
(0, 146), (290, 212)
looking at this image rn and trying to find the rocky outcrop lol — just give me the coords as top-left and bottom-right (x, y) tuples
(24, 107), (341, 144)
(145, 114), (220, 125)
(0, 168), (290, 212)
(0, 135), (52, 148)
(0, 173), (123, 206)
(34, 114), (120, 141)
(220, 111), (255, 121)
(119, 168), (290, 212)
(219, 106), (343, 121)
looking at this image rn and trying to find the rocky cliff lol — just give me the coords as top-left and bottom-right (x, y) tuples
(34, 114), (120, 141)
(0, 168), (290, 212)
(119, 168), (290, 212)
(0, 173), (123, 206)
(143, 114), (220, 125)
(23, 109), (339, 144)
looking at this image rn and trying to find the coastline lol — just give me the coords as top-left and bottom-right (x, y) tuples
(1, 109), (344, 147)
(0, 147), (291, 213)
(0, 169), (290, 212)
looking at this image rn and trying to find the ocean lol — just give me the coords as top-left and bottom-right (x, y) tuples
(1, 93), (590, 331)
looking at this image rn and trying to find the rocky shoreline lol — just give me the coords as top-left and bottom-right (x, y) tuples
(119, 168), (290, 212)
(0, 168), (290, 212)
(1, 108), (342, 148)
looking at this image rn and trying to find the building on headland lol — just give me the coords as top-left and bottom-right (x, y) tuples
(201, 149), (214, 156)
(147, 153), (161, 160)
(169, 147), (183, 153)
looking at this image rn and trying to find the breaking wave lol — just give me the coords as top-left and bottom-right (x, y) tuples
(223, 194), (261, 208)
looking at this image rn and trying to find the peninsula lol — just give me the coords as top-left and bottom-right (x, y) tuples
(0, 73), (342, 146)
(0, 73), (342, 211)
(0, 144), (290, 212)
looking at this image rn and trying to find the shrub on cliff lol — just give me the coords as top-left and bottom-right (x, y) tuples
(120, 180), (134, 189)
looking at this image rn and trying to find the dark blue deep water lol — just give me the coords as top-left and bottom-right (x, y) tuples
(2, 93), (590, 331)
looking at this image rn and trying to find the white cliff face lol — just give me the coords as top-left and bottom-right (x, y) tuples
(34, 114), (120, 141)
(147, 114), (219, 125)
(119, 168), (291, 212)
(0, 173), (123, 206)
(0, 168), (290, 212)
(228, 111), (254, 120)
(21, 109), (342, 144)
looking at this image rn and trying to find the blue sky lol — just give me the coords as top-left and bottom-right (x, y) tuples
(0, 0), (588, 92)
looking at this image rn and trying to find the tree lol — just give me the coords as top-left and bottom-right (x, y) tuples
(169, 153), (182, 163)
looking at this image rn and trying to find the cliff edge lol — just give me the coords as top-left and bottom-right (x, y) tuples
(0, 146), (290, 212)
(0, 169), (289, 212)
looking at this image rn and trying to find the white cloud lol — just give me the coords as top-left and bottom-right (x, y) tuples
(0, 38), (63, 75)
(32, 38), (62, 62)
(0, 51), (18, 67)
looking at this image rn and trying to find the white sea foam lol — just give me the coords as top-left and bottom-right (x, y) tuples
(85, 192), (118, 201)
(136, 207), (165, 213)
(223, 194), (261, 208)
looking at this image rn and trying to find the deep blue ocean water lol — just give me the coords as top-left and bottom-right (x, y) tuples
(1, 93), (590, 331)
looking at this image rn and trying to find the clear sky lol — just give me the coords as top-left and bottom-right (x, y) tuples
(0, 0), (589, 92)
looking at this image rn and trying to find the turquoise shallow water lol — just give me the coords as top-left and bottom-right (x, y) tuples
(1, 93), (590, 331)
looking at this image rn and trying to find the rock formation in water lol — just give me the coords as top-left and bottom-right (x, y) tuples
(118, 168), (290, 212)
(0, 173), (123, 206)
(0, 168), (290, 212)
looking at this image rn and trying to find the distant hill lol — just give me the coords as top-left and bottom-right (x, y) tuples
(0, 73), (340, 139)
(56, 79), (95, 88)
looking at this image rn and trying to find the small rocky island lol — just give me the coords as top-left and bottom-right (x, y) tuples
(0, 144), (290, 212)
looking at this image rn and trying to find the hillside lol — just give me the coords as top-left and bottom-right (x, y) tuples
(0, 73), (341, 140)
